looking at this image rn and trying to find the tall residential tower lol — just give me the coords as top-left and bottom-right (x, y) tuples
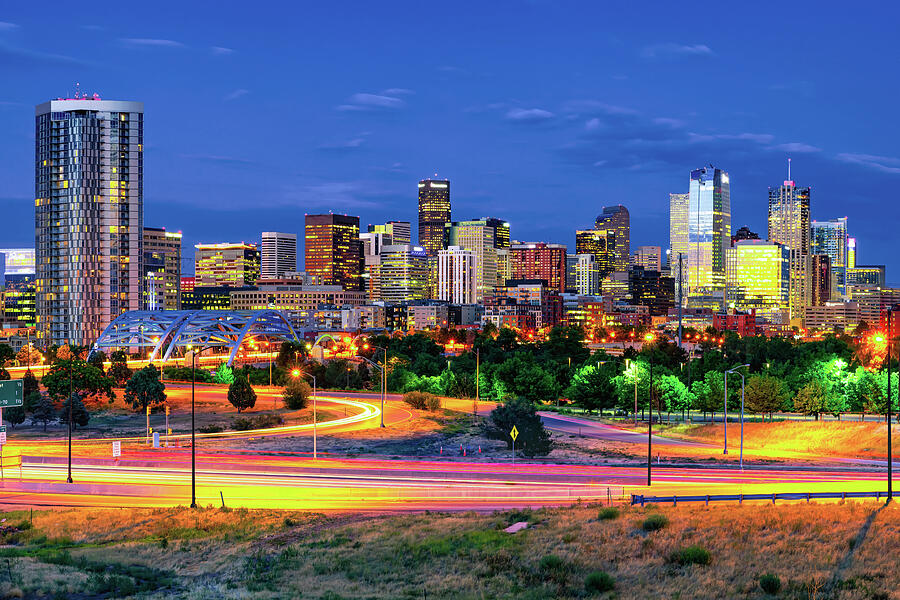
(261, 232), (297, 280)
(594, 205), (630, 273)
(35, 95), (144, 346)
(417, 178), (450, 256)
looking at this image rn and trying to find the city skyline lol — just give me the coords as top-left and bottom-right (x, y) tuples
(1, 2), (898, 281)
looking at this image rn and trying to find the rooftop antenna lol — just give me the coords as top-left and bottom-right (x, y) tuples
(74, 82), (80, 99)
(788, 157), (792, 181)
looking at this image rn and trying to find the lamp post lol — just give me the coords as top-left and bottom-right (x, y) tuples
(186, 343), (215, 508)
(726, 364), (750, 470)
(644, 334), (655, 486)
(292, 369), (318, 459)
(67, 362), (74, 484)
(367, 345), (388, 428)
(887, 309), (894, 502)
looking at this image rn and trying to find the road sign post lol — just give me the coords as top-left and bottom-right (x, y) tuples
(510, 425), (519, 465)
(112, 441), (121, 458)
(0, 426), (6, 445)
(165, 405), (170, 448)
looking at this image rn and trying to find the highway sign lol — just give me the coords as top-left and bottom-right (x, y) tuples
(0, 380), (23, 408)
(0, 426), (6, 445)
(112, 441), (121, 458)
(510, 425), (519, 441)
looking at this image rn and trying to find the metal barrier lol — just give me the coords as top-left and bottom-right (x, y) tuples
(632, 491), (892, 507)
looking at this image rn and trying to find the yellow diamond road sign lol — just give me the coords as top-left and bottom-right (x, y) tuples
(510, 426), (519, 441)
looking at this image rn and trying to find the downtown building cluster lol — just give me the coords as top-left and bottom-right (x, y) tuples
(1, 94), (897, 351)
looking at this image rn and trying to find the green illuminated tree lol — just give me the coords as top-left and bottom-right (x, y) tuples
(124, 365), (167, 413)
(227, 368), (257, 413)
(744, 375), (789, 419)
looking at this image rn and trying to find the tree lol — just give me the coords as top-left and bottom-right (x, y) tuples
(108, 351), (132, 386)
(693, 370), (727, 418)
(60, 393), (90, 429)
(32, 394), (56, 431)
(0, 344), (14, 367)
(227, 369), (257, 413)
(276, 340), (309, 369)
(744, 375), (789, 419)
(493, 355), (558, 402)
(213, 362), (235, 385)
(566, 362), (617, 413)
(794, 380), (827, 420)
(655, 375), (691, 417)
(16, 344), (42, 367)
(41, 358), (114, 404)
(22, 369), (39, 398)
(0, 367), (8, 381)
(124, 365), (167, 412)
(282, 377), (311, 410)
(87, 350), (107, 372)
(4, 405), (25, 428)
(485, 397), (552, 456)
(23, 390), (40, 414)
(55, 345), (74, 361)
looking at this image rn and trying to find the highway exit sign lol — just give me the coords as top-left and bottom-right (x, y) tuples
(0, 380), (23, 408)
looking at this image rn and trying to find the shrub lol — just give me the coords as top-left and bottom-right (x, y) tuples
(641, 514), (668, 532)
(282, 378), (311, 410)
(598, 507), (619, 520)
(403, 391), (441, 411)
(585, 570), (615, 593)
(759, 573), (781, 594)
(539, 555), (565, 571)
(233, 414), (284, 431)
(669, 545), (711, 566)
(197, 424), (224, 434)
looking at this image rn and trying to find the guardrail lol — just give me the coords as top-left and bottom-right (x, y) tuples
(632, 491), (893, 507)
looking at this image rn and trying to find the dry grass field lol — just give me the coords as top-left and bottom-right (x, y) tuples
(0, 500), (898, 599)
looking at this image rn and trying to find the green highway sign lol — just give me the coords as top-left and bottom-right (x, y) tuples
(0, 380), (23, 408)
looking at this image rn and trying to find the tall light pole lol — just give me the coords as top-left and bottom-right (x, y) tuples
(726, 364), (749, 470)
(292, 369), (317, 459)
(186, 343), (215, 508)
(67, 361), (74, 484)
(887, 309), (894, 502)
(644, 333), (655, 486)
(723, 369), (729, 455)
(366, 345), (388, 428)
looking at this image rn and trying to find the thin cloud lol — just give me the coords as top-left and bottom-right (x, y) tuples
(0, 21), (19, 31)
(505, 108), (555, 123)
(380, 88), (414, 96)
(641, 43), (714, 59)
(224, 88), (249, 101)
(336, 92), (407, 111)
(120, 38), (185, 48)
(179, 154), (256, 166)
(211, 46), (234, 56)
(772, 142), (821, 153)
(318, 137), (366, 151)
(0, 41), (89, 67)
(836, 153), (900, 174)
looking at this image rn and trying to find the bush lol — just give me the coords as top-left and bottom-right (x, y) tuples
(403, 391), (441, 411)
(585, 570), (615, 593)
(669, 545), (711, 566)
(759, 573), (781, 594)
(282, 378), (311, 410)
(598, 507), (619, 520)
(641, 514), (668, 532)
(484, 396), (553, 457)
(539, 554), (565, 571)
(233, 414), (285, 431)
(197, 424), (224, 434)
(162, 366), (214, 383)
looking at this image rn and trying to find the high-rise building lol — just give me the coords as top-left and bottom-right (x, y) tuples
(142, 228), (182, 310)
(510, 242), (567, 293)
(768, 175), (811, 322)
(574, 254), (600, 296)
(35, 96), (144, 346)
(444, 220), (498, 302)
(0, 249), (36, 327)
(194, 243), (260, 287)
(418, 179), (450, 256)
(847, 237), (857, 269)
(437, 246), (477, 304)
(260, 232), (297, 280)
(594, 205), (630, 272)
(631, 246), (662, 272)
(368, 221), (411, 245)
(811, 217), (849, 299)
(575, 229), (616, 279)
(725, 240), (790, 324)
(810, 254), (832, 307)
(629, 266), (675, 316)
(684, 166), (731, 309)
(732, 226), (760, 245)
(668, 192), (690, 302)
(481, 217), (511, 249)
(304, 214), (363, 291)
(380, 245), (429, 303)
(496, 248), (511, 289)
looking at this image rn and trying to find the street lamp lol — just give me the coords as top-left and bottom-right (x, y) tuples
(186, 343), (216, 508)
(644, 333), (655, 486)
(364, 344), (388, 428)
(886, 308), (894, 502)
(66, 361), (74, 484)
(292, 369), (318, 459)
(726, 364), (750, 470)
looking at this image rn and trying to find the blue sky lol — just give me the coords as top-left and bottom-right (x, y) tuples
(2, 1), (899, 279)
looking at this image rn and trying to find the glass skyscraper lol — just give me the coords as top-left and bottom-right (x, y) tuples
(685, 167), (730, 309)
(418, 179), (450, 256)
(811, 217), (849, 299)
(668, 193), (690, 304)
(35, 96), (144, 346)
(726, 240), (790, 324)
(594, 205), (630, 273)
(767, 179), (811, 322)
(304, 214), (363, 291)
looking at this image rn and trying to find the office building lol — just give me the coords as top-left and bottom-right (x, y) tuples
(629, 266), (675, 316)
(768, 177), (811, 321)
(682, 166), (731, 309)
(594, 205), (630, 272)
(437, 246), (477, 304)
(305, 214), (363, 291)
(444, 220), (498, 302)
(725, 240), (790, 324)
(631, 246), (662, 272)
(194, 243), (260, 287)
(732, 226), (760, 245)
(35, 95), (143, 346)
(481, 217), (511, 249)
(418, 178), (450, 256)
(261, 232), (297, 280)
(142, 227), (181, 310)
(380, 245), (429, 303)
(668, 192), (690, 302)
(229, 281), (366, 316)
(810, 254), (832, 307)
(811, 217), (849, 299)
(181, 285), (255, 311)
(496, 248), (511, 289)
(509, 242), (567, 293)
(847, 265), (886, 290)
(575, 228), (616, 279)
(847, 237), (857, 269)
(574, 254), (601, 296)
(368, 221), (411, 245)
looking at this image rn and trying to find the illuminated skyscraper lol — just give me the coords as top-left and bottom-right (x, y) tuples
(668, 192), (690, 302)
(481, 217), (511, 249)
(261, 232), (297, 280)
(444, 220), (498, 302)
(575, 229), (615, 279)
(368, 221), (411, 245)
(632, 246), (662, 272)
(811, 217), (849, 299)
(380, 245), (429, 303)
(510, 242), (567, 293)
(143, 227), (182, 310)
(438, 246), (477, 304)
(35, 95), (143, 346)
(304, 214), (363, 291)
(418, 179), (450, 256)
(681, 167), (731, 309)
(810, 254), (832, 307)
(768, 174), (811, 321)
(594, 205), (630, 272)
(725, 240), (790, 324)
(847, 237), (857, 269)
(194, 243), (260, 287)
(574, 254), (600, 296)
